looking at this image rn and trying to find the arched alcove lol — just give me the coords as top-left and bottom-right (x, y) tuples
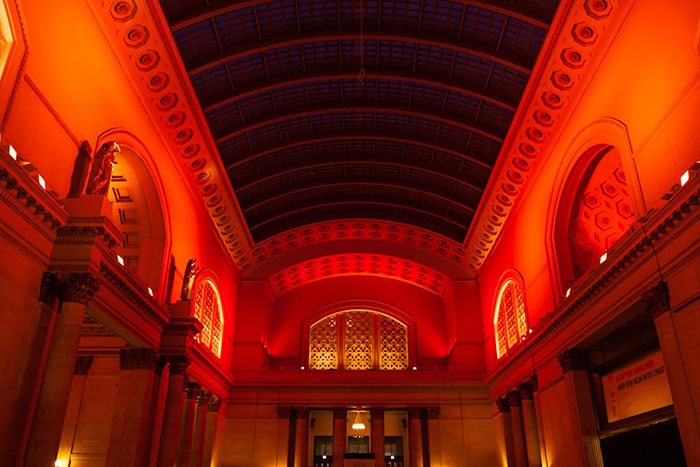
(546, 119), (643, 298)
(97, 131), (171, 302)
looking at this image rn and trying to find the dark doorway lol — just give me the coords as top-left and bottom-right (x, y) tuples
(600, 417), (686, 466)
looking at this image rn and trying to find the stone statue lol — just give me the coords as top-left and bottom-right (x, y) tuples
(180, 258), (198, 301)
(85, 141), (120, 195)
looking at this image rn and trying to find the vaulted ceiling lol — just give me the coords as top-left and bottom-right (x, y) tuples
(158, 0), (560, 247)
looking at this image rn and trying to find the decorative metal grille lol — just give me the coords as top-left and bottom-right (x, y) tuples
(309, 315), (338, 369)
(344, 311), (373, 370)
(193, 280), (223, 358)
(309, 311), (408, 370)
(379, 315), (408, 370)
(495, 278), (528, 359)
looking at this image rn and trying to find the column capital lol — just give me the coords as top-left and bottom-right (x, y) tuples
(119, 348), (158, 371)
(278, 406), (293, 419)
(196, 390), (211, 407)
(407, 407), (424, 420)
(60, 272), (100, 305)
(518, 382), (535, 400)
(74, 356), (94, 375)
(426, 407), (440, 419)
(294, 406), (310, 419)
(642, 281), (671, 319)
(370, 407), (384, 420)
(184, 381), (201, 399)
(39, 272), (60, 307)
(557, 349), (588, 373)
(507, 391), (522, 408)
(496, 398), (511, 413)
(333, 407), (346, 420)
(167, 355), (191, 375)
(155, 356), (168, 376)
(208, 396), (223, 413)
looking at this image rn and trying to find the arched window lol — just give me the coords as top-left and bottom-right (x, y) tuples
(494, 277), (528, 359)
(309, 310), (408, 370)
(192, 279), (223, 358)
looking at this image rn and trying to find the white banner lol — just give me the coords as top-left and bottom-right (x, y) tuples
(602, 349), (673, 423)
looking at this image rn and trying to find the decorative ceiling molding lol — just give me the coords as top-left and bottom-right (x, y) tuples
(250, 219), (468, 272)
(464, 0), (621, 270)
(269, 252), (451, 297)
(91, 0), (256, 272)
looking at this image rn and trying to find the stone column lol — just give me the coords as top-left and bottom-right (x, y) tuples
(105, 347), (159, 466)
(496, 398), (516, 467)
(508, 391), (529, 467)
(557, 349), (603, 467)
(25, 272), (99, 467)
(646, 281), (700, 465)
(408, 407), (423, 467)
(371, 407), (385, 465)
(278, 406), (296, 467)
(156, 355), (191, 467)
(422, 407), (439, 467)
(202, 397), (223, 467)
(14, 274), (61, 464)
(294, 407), (309, 467)
(190, 389), (210, 466)
(518, 382), (542, 467)
(177, 381), (201, 465)
(332, 407), (346, 467)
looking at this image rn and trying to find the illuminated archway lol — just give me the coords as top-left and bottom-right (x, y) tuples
(192, 277), (224, 358)
(308, 309), (409, 370)
(494, 272), (528, 360)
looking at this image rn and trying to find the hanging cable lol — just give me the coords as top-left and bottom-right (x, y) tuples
(358, 0), (366, 82)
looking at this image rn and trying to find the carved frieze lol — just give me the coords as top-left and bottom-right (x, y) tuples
(119, 347), (158, 371)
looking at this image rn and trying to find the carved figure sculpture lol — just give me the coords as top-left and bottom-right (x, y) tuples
(180, 258), (198, 301)
(86, 141), (121, 195)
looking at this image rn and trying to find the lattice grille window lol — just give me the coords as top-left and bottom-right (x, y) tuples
(344, 311), (374, 370)
(379, 315), (408, 370)
(309, 311), (408, 370)
(309, 314), (338, 369)
(193, 279), (223, 358)
(494, 278), (528, 359)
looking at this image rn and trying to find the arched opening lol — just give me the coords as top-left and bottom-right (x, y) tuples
(192, 277), (224, 358)
(102, 138), (169, 300)
(308, 310), (409, 370)
(555, 145), (637, 283)
(494, 272), (528, 360)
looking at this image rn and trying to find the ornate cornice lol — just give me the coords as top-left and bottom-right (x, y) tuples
(119, 347), (158, 371)
(488, 180), (700, 384)
(55, 222), (120, 249)
(0, 151), (67, 241)
(89, 0), (253, 273)
(465, 0), (623, 270)
(99, 260), (168, 325)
